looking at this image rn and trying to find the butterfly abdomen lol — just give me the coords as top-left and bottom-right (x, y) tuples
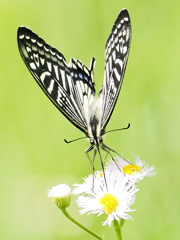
(90, 115), (100, 138)
(87, 97), (103, 142)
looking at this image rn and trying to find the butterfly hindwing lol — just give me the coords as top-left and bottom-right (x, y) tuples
(100, 9), (131, 130)
(18, 27), (96, 134)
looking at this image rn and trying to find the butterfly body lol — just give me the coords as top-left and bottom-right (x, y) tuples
(18, 9), (131, 167)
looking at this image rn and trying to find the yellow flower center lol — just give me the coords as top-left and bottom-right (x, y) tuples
(123, 164), (141, 175)
(99, 172), (103, 178)
(99, 193), (119, 215)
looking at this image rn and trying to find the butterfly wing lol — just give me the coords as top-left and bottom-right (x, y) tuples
(100, 9), (131, 130)
(18, 27), (96, 134)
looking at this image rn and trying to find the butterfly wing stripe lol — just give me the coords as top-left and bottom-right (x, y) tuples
(18, 27), (88, 133)
(38, 69), (86, 128)
(100, 9), (131, 129)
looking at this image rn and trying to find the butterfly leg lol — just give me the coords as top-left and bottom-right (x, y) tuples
(85, 145), (94, 172)
(102, 143), (132, 165)
(96, 145), (108, 191)
(85, 146), (97, 189)
(103, 151), (109, 166)
(91, 149), (97, 189)
(102, 146), (121, 171)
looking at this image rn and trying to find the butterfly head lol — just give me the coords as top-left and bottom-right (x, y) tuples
(89, 135), (104, 148)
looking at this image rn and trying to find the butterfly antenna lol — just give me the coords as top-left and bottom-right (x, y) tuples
(105, 123), (130, 135)
(64, 136), (87, 144)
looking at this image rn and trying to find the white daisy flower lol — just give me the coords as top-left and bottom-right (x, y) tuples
(106, 155), (156, 183)
(47, 183), (71, 208)
(74, 171), (138, 226)
(73, 171), (105, 195)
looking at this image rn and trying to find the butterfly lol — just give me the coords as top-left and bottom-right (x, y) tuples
(17, 9), (131, 179)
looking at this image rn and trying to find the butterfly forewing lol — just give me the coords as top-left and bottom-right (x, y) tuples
(18, 27), (96, 134)
(100, 9), (131, 130)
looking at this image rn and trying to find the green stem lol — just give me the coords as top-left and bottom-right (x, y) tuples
(119, 218), (126, 228)
(61, 207), (102, 240)
(113, 219), (122, 240)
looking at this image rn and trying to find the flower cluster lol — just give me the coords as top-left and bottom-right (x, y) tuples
(73, 155), (156, 226)
(47, 155), (156, 227)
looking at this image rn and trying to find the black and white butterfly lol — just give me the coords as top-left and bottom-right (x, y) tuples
(18, 9), (131, 177)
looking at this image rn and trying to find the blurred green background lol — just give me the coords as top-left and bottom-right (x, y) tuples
(1, 0), (180, 239)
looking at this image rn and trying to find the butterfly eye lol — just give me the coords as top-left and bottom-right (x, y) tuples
(98, 137), (103, 143)
(90, 139), (95, 145)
